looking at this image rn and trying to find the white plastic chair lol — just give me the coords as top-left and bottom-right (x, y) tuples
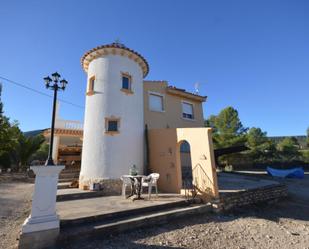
(142, 173), (160, 199)
(120, 175), (135, 198)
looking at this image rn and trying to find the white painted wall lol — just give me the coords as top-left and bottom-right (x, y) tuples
(52, 136), (60, 164)
(80, 54), (144, 183)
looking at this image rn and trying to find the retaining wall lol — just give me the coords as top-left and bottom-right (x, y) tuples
(213, 183), (288, 211)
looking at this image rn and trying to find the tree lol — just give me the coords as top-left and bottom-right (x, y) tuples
(247, 127), (268, 148)
(246, 127), (278, 163)
(0, 84), (22, 168)
(204, 115), (217, 133)
(0, 84), (45, 169)
(30, 142), (49, 163)
(205, 107), (247, 149)
(0, 83), (3, 117)
(11, 134), (45, 169)
(277, 137), (300, 162)
(307, 127), (309, 147)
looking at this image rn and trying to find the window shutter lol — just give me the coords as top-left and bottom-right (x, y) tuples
(182, 102), (193, 115)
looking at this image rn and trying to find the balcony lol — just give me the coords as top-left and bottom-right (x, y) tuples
(55, 119), (83, 131)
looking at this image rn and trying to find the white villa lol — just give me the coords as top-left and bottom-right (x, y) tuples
(44, 42), (219, 199)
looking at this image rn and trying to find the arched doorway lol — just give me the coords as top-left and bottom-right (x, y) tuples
(180, 140), (193, 189)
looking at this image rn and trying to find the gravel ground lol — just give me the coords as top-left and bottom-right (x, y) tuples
(0, 177), (33, 249)
(1, 174), (309, 249)
(62, 200), (309, 249)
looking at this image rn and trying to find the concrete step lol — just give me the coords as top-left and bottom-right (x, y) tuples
(59, 172), (79, 179)
(60, 169), (80, 174)
(57, 182), (74, 190)
(60, 199), (189, 227)
(57, 188), (105, 202)
(60, 169), (80, 173)
(58, 204), (212, 243)
(58, 178), (77, 183)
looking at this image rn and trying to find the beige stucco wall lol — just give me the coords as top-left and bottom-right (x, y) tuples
(177, 128), (219, 199)
(148, 127), (219, 200)
(148, 128), (180, 193)
(144, 81), (205, 129)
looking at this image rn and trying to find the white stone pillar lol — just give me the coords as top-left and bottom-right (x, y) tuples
(19, 165), (64, 249)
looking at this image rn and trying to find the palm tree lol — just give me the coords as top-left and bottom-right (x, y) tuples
(12, 134), (45, 169)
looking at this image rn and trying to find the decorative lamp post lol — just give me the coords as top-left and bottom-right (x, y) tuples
(19, 73), (68, 249)
(44, 72), (68, 166)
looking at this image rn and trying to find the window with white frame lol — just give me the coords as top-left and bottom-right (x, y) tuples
(182, 102), (194, 119)
(149, 93), (164, 112)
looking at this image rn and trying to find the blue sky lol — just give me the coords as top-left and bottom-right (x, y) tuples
(0, 0), (308, 136)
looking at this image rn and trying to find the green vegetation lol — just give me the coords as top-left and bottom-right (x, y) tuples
(0, 84), (45, 170)
(205, 107), (247, 148)
(276, 137), (300, 162)
(307, 127), (309, 147)
(246, 127), (277, 163)
(300, 150), (309, 163)
(10, 135), (45, 169)
(205, 106), (308, 168)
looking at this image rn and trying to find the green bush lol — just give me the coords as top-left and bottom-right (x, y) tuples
(0, 152), (11, 169)
(300, 150), (309, 163)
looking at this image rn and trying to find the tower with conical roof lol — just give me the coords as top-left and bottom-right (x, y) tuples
(79, 42), (149, 190)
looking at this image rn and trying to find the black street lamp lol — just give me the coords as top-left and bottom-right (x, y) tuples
(44, 72), (68, 166)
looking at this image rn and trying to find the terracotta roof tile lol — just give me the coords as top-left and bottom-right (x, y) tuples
(81, 42), (149, 77)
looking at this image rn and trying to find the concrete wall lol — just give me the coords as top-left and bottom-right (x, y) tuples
(144, 81), (205, 129)
(80, 53), (144, 187)
(148, 127), (219, 200)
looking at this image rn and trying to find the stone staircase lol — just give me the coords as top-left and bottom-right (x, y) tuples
(54, 170), (213, 245)
(52, 172), (288, 246)
(55, 168), (80, 192)
(57, 199), (212, 244)
(58, 168), (80, 183)
(57, 188), (106, 201)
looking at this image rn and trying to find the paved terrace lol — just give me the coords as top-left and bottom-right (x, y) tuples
(57, 194), (187, 222)
(56, 173), (281, 222)
(217, 172), (279, 194)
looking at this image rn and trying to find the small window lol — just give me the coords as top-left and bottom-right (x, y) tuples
(121, 73), (133, 95)
(108, 120), (118, 132)
(182, 102), (194, 119)
(105, 117), (120, 134)
(87, 75), (95, 95)
(122, 73), (132, 90)
(122, 75), (130, 90)
(149, 93), (164, 112)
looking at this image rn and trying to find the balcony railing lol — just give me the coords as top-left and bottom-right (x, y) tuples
(55, 119), (83, 130)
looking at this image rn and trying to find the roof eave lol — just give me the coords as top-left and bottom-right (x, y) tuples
(166, 88), (207, 102)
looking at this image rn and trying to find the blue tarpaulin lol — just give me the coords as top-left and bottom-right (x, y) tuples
(267, 167), (304, 179)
